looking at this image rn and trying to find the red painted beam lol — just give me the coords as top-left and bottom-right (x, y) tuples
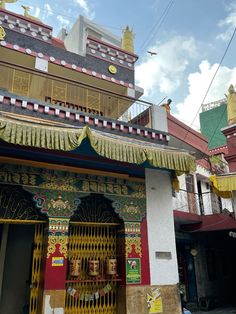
(167, 113), (209, 154)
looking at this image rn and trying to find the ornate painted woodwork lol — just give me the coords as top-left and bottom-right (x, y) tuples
(0, 163), (145, 198)
(32, 191), (80, 217)
(0, 162), (150, 300)
(0, 184), (47, 221)
(71, 194), (121, 223)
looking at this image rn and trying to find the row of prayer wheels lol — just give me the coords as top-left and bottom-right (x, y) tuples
(69, 258), (117, 277)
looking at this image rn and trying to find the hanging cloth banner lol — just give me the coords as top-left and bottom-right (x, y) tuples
(0, 114), (196, 173)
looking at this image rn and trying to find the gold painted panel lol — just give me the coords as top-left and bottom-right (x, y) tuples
(12, 69), (30, 96)
(0, 63), (132, 119)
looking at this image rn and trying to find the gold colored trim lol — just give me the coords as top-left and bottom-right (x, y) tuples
(108, 65), (117, 74)
(0, 26), (6, 41)
(0, 219), (46, 224)
(70, 221), (120, 227)
(47, 235), (68, 258)
(0, 156), (145, 182)
(126, 237), (142, 257)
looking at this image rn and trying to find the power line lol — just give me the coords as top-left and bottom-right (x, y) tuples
(180, 24), (236, 154)
(137, 0), (175, 55)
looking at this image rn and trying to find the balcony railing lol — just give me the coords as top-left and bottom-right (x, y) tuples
(0, 63), (153, 128)
(173, 190), (233, 215)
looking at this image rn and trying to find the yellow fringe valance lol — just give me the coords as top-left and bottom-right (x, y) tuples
(0, 115), (196, 173)
(210, 175), (233, 199)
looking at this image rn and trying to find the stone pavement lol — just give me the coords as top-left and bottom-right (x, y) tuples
(192, 307), (236, 314)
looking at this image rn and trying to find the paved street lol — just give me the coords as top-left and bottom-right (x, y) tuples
(192, 308), (236, 314)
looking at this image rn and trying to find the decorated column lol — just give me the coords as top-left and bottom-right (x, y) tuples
(30, 190), (79, 314)
(105, 194), (150, 314)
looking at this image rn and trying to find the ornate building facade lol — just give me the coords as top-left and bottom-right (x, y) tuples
(0, 4), (195, 314)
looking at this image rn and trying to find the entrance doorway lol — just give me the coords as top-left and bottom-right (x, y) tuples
(0, 223), (45, 314)
(65, 194), (123, 314)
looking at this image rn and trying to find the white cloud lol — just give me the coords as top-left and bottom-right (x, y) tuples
(57, 15), (70, 27)
(135, 36), (200, 97)
(74, 0), (95, 20)
(35, 7), (40, 18)
(174, 60), (236, 129)
(217, 1), (236, 41)
(44, 3), (53, 17)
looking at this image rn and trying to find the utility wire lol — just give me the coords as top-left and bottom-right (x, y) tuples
(137, 0), (175, 55)
(180, 25), (236, 151)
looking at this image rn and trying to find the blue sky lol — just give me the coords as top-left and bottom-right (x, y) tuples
(6, 0), (236, 129)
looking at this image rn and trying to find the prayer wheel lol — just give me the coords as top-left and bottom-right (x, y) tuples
(106, 258), (117, 275)
(69, 258), (81, 277)
(88, 259), (100, 276)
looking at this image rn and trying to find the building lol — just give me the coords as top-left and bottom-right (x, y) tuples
(168, 113), (236, 311)
(0, 4), (196, 314)
(200, 99), (228, 154)
(126, 91), (236, 310)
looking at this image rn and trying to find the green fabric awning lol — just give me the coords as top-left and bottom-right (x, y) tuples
(0, 115), (196, 173)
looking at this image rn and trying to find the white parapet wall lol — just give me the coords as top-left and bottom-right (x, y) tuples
(151, 105), (168, 133)
(145, 168), (179, 285)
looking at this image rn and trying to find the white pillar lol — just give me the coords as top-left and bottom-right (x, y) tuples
(145, 168), (179, 285)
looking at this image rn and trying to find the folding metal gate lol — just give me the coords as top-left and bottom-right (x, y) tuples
(29, 223), (45, 314)
(65, 222), (118, 314)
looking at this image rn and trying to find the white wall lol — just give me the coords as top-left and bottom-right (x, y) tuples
(145, 168), (179, 285)
(151, 106), (168, 133)
(221, 198), (233, 212)
(64, 15), (121, 56)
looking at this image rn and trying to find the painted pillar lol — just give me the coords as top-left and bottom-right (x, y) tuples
(31, 190), (79, 314)
(106, 193), (150, 314)
(145, 168), (182, 314)
(43, 217), (69, 314)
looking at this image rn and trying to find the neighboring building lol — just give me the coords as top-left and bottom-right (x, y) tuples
(200, 99), (228, 152)
(127, 97), (236, 310)
(0, 5), (196, 314)
(168, 113), (236, 311)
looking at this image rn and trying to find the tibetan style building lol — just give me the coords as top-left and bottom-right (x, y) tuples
(0, 5), (195, 314)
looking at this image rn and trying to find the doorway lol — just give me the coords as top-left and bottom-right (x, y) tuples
(65, 194), (123, 314)
(0, 223), (45, 314)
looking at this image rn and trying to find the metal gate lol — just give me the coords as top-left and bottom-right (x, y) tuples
(29, 223), (45, 314)
(65, 222), (118, 314)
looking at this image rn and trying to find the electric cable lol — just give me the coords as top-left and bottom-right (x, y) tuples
(175, 25), (236, 175)
(137, 0), (175, 55)
(180, 25), (236, 150)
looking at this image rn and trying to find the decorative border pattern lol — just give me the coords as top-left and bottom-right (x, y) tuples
(0, 9), (52, 42)
(0, 39), (135, 88)
(86, 36), (137, 70)
(125, 236), (142, 257)
(26, 189), (80, 217)
(106, 195), (146, 221)
(0, 93), (169, 143)
(49, 217), (70, 235)
(47, 235), (68, 258)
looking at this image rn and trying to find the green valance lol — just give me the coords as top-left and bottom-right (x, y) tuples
(0, 115), (196, 173)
